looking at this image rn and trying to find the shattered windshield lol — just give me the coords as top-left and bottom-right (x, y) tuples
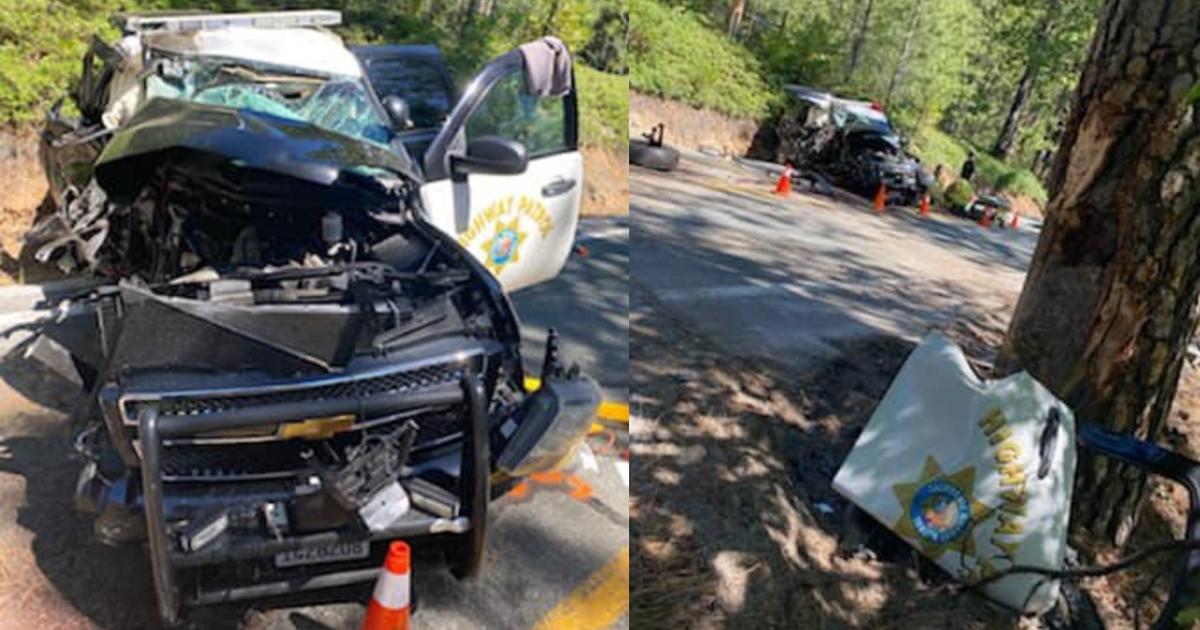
(144, 55), (394, 148)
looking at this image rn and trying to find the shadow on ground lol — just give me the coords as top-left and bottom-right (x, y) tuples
(0, 343), (622, 630)
(631, 286), (1007, 628)
(630, 283), (1187, 629)
(515, 226), (629, 400)
(631, 175), (1017, 367)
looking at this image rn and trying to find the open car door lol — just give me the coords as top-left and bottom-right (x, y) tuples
(419, 44), (581, 292)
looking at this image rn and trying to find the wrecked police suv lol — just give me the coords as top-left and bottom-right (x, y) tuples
(774, 85), (934, 206)
(32, 10), (596, 626)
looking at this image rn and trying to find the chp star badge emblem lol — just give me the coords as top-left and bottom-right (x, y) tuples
(892, 455), (991, 560)
(484, 218), (528, 275)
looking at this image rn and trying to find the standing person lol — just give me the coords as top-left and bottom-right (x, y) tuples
(960, 151), (977, 183)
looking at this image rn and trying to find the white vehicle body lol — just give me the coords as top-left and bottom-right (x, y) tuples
(833, 332), (1075, 614)
(101, 12), (581, 293)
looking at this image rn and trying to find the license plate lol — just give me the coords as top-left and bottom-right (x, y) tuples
(274, 540), (370, 568)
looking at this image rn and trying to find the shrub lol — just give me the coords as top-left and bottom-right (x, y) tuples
(944, 179), (975, 207)
(993, 169), (1046, 201)
(576, 64), (627, 149)
(0, 0), (121, 124)
(629, 0), (774, 119)
(911, 127), (1047, 203)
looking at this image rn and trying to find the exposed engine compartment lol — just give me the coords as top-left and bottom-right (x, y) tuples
(34, 167), (522, 378)
(32, 20), (600, 624)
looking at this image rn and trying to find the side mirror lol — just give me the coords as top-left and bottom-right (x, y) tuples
(451, 136), (528, 177)
(381, 95), (412, 131)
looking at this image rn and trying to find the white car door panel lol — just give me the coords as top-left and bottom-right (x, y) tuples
(417, 48), (581, 293)
(420, 151), (581, 291)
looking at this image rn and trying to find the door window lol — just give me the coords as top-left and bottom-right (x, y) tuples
(363, 58), (453, 130)
(463, 72), (568, 158)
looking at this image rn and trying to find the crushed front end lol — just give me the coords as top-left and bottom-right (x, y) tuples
(42, 100), (599, 626)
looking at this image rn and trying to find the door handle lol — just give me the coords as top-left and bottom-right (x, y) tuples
(541, 178), (576, 198)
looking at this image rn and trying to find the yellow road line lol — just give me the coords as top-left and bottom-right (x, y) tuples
(532, 546), (629, 630)
(596, 401), (629, 423)
(523, 377), (630, 430)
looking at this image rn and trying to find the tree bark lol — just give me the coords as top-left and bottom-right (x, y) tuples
(459, 0), (481, 34)
(541, 0), (562, 37)
(884, 0), (924, 104)
(990, 0), (1061, 159)
(991, 63), (1039, 159)
(996, 0), (1200, 547)
(843, 0), (875, 83)
(727, 0), (746, 39)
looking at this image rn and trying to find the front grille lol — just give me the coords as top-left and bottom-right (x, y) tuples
(123, 364), (462, 422)
(162, 441), (315, 480)
(155, 411), (465, 482)
(121, 361), (473, 482)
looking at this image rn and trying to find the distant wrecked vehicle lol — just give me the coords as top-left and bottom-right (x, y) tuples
(955, 193), (1013, 226)
(32, 10), (596, 626)
(774, 85), (934, 206)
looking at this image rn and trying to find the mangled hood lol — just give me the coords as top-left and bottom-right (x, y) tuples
(94, 98), (417, 206)
(846, 126), (903, 152)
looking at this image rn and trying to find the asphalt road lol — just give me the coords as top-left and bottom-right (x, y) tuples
(631, 152), (1040, 368)
(0, 217), (629, 630)
(515, 218), (630, 402)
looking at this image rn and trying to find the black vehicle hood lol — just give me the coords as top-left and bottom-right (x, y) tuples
(846, 126), (903, 151)
(94, 98), (417, 206)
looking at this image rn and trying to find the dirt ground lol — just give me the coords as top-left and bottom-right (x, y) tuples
(628, 93), (759, 158)
(630, 272), (1198, 629)
(0, 128), (49, 284)
(581, 145), (630, 217)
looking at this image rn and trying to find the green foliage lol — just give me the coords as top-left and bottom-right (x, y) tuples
(0, 0), (123, 123)
(580, 6), (627, 74)
(628, 0), (774, 118)
(0, 0), (628, 152)
(992, 169), (1045, 201)
(1187, 78), (1200, 105)
(944, 178), (974, 207)
(937, 0), (1099, 164)
(577, 64), (628, 149)
(651, 0), (1097, 199)
(910, 127), (1046, 202)
(908, 126), (967, 177)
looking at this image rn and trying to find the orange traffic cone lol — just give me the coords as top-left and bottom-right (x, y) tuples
(918, 195), (931, 216)
(363, 541), (411, 630)
(873, 183), (887, 213)
(774, 164), (793, 196)
(1010, 210), (1019, 229)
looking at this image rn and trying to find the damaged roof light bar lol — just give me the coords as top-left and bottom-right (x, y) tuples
(112, 10), (342, 34)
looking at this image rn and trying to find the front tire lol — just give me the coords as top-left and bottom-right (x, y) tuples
(629, 139), (679, 171)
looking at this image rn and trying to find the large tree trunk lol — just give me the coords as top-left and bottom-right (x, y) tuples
(991, 64), (1038, 159)
(541, 0), (562, 36)
(459, 0), (481, 34)
(727, 0), (746, 39)
(883, 0), (924, 104)
(990, 0), (1061, 160)
(996, 0), (1200, 547)
(843, 0), (875, 83)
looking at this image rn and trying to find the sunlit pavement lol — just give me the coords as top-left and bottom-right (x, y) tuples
(631, 152), (1038, 368)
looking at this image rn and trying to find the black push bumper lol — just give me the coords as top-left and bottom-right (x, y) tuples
(130, 372), (488, 626)
(75, 361), (598, 627)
